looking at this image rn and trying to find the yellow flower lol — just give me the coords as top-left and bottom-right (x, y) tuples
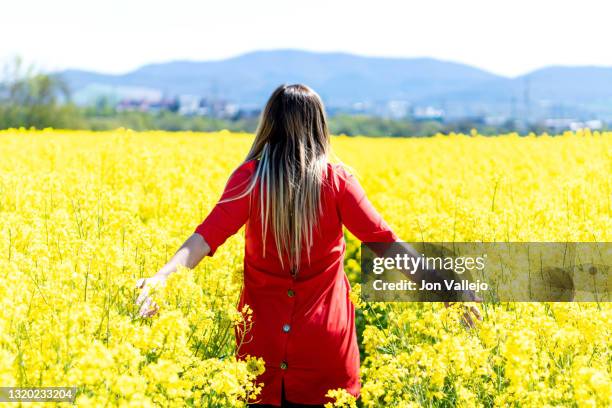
(0, 129), (609, 406)
(325, 388), (357, 407)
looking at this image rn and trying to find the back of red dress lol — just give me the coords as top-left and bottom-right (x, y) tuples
(195, 159), (397, 406)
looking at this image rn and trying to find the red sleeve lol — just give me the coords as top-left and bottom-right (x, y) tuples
(336, 165), (399, 243)
(194, 162), (254, 256)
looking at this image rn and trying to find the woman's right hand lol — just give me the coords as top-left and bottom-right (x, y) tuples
(135, 274), (167, 318)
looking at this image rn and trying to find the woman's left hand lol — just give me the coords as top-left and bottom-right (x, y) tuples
(444, 301), (483, 328)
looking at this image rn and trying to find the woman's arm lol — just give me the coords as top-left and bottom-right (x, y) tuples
(135, 233), (210, 317)
(135, 162), (255, 318)
(155, 233), (210, 278)
(336, 168), (482, 327)
(136, 163), (253, 318)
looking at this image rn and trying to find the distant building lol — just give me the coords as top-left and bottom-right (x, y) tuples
(113, 93), (244, 118)
(413, 106), (444, 121)
(116, 97), (178, 113)
(544, 118), (576, 132)
(484, 116), (509, 126)
(178, 95), (202, 115)
(385, 100), (411, 119)
(542, 118), (602, 132)
(350, 101), (372, 113)
(569, 120), (603, 131)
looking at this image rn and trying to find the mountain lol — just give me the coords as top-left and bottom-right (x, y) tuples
(428, 66), (612, 118)
(60, 50), (500, 107)
(59, 50), (612, 119)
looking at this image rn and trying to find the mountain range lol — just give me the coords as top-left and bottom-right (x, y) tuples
(59, 50), (612, 120)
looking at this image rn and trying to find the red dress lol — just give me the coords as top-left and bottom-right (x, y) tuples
(194, 159), (398, 406)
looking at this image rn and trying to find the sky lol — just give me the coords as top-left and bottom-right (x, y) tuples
(1, 0), (610, 77)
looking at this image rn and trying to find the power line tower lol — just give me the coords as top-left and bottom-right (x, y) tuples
(523, 77), (531, 123)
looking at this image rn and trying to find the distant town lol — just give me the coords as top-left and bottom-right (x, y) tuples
(2, 50), (611, 135)
(109, 93), (606, 134)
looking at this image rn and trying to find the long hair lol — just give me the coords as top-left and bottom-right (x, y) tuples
(228, 84), (331, 274)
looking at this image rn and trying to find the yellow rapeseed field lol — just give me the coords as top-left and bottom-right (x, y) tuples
(0, 129), (610, 407)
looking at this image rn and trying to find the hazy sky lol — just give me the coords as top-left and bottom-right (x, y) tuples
(1, 0), (609, 77)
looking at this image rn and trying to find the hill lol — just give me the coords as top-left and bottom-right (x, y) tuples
(59, 50), (612, 119)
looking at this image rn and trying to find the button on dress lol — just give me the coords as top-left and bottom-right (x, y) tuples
(194, 159), (398, 406)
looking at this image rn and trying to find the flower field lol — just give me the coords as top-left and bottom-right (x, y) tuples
(0, 129), (610, 407)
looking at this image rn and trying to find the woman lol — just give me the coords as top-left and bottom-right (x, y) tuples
(136, 84), (479, 407)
